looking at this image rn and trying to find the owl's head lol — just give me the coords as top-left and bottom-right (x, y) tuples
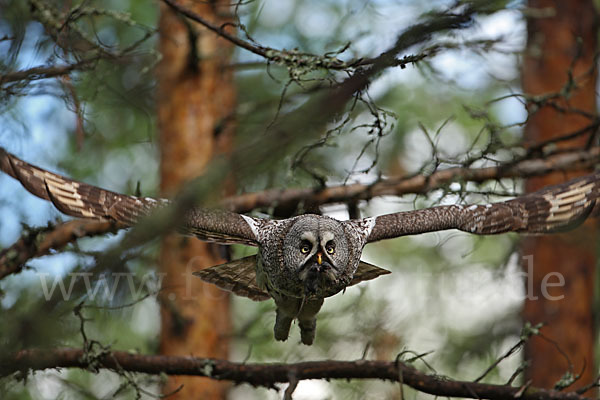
(283, 215), (353, 297)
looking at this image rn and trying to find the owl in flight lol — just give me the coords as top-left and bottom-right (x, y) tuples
(1, 147), (598, 344)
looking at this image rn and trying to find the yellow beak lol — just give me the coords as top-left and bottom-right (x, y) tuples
(316, 252), (322, 265)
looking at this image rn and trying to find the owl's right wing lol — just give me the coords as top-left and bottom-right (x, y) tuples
(0, 148), (260, 246)
(193, 255), (270, 301)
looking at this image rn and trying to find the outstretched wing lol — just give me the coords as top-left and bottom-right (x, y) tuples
(0, 148), (259, 246)
(360, 172), (600, 243)
(194, 256), (391, 301)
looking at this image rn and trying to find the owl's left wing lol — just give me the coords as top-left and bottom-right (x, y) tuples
(350, 260), (391, 285)
(357, 172), (600, 243)
(0, 148), (259, 246)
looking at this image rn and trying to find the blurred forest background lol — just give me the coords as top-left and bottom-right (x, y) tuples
(0, 0), (598, 399)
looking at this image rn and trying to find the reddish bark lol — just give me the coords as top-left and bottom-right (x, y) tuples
(522, 0), (598, 389)
(156, 1), (235, 398)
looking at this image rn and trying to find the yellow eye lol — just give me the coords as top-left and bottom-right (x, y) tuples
(326, 245), (335, 254)
(300, 245), (310, 254)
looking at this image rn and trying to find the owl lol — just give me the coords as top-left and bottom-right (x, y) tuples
(1, 147), (599, 344)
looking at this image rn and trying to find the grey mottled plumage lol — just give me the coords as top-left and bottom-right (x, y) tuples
(1, 147), (598, 344)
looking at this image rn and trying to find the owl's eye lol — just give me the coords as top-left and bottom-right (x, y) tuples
(300, 242), (311, 254)
(325, 242), (335, 254)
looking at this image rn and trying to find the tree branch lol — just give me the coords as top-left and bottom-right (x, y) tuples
(0, 59), (97, 85)
(162, 0), (469, 71)
(162, 0), (271, 62)
(224, 147), (600, 213)
(0, 220), (122, 280)
(1, 348), (592, 400)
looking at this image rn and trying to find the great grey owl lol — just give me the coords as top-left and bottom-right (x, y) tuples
(1, 147), (599, 344)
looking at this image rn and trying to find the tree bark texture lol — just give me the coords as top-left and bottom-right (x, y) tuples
(156, 1), (235, 398)
(522, 0), (598, 389)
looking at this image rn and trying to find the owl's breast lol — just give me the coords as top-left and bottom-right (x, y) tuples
(258, 248), (357, 299)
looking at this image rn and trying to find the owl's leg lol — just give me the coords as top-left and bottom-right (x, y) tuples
(274, 308), (294, 341)
(272, 295), (302, 342)
(297, 298), (324, 345)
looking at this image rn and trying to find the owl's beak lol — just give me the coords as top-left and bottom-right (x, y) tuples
(299, 252), (337, 296)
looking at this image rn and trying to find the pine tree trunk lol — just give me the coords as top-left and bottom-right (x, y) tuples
(522, 0), (597, 389)
(156, 1), (235, 398)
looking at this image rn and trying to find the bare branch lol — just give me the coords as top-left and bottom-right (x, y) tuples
(1, 348), (592, 400)
(224, 147), (600, 213)
(0, 220), (123, 280)
(0, 59), (97, 85)
(162, 0), (272, 63)
(162, 0), (470, 72)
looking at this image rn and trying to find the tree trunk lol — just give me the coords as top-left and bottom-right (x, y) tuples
(521, 0), (597, 389)
(156, 1), (235, 398)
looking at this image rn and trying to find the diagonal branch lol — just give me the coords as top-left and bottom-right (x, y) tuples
(162, 0), (270, 62)
(1, 348), (592, 400)
(0, 59), (98, 85)
(162, 0), (472, 72)
(0, 220), (123, 280)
